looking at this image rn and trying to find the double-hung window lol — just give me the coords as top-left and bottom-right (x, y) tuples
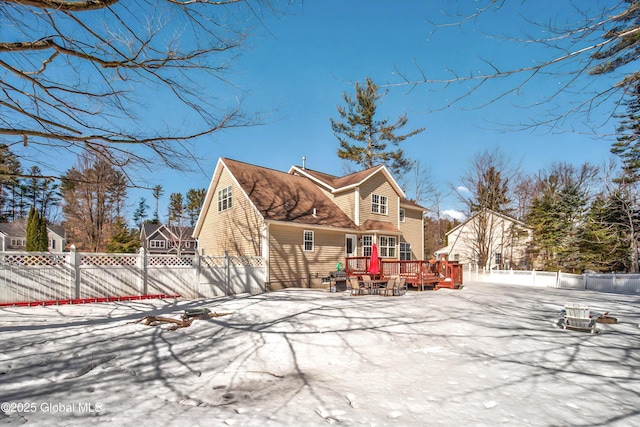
(399, 242), (411, 260)
(399, 208), (406, 222)
(362, 235), (373, 257)
(303, 230), (314, 251)
(379, 236), (396, 258)
(371, 194), (388, 215)
(218, 186), (232, 212)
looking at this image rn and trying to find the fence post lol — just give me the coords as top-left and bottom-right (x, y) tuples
(531, 269), (536, 286)
(556, 270), (561, 288)
(138, 247), (147, 295)
(194, 250), (201, 297)
(224, 250), (230, 295)
(69, 245), (80, 299)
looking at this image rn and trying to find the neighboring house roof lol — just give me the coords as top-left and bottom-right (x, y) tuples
(445, 208), (531, 236)
(220, 158), (358, 229)
(0, 221), (65, 237)
(141, 223), (196, 241)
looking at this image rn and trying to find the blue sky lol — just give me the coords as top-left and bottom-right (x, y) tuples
(125, 1), (621, 222)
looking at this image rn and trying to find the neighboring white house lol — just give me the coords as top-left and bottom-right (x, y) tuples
(435, 209), (533, 270)
(0, 221), (66, 252)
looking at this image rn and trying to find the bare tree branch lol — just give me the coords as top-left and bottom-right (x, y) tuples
(390, 2), (640, 133)
(0, 0), (277, 185)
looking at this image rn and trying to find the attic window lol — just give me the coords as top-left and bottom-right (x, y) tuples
(399, 208), (405, 222)
(371, 194), (388, 215)
(218, 186), (232, 212)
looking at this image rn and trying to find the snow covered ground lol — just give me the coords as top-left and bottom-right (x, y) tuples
(1, 281), (639, 426)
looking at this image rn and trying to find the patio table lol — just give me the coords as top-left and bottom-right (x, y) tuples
(360, 279), (389, 295)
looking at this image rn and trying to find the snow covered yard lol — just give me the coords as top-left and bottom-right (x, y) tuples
(0, 281), (638, 426)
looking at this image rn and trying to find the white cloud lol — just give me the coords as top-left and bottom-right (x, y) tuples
(442, 209), (466, 221)
(456, 186), (470, 193)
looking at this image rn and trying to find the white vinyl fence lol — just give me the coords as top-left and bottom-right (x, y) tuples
(465, 266), (640, 295)
(0, 248), (265, 304)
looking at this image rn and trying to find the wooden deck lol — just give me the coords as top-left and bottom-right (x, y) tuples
(344, 257), (463, 290)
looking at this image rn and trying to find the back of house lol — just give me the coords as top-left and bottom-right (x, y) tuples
(194, 158), (426, 289)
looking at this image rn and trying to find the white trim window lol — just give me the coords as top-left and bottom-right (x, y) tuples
(399, 242), (411, 260)
(218, 185), (233, 212)
(362, 235), (373, 257)
(303, 230), (314, 251)
(399, 208), (406, 223)
(379, 236), (396, 258)
(150, 240), (166, 249)
(371, 194), (388, 215)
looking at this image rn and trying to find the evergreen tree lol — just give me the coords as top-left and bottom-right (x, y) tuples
(25, 206), (37, 251)
(186, 188), (206, 227)
(22, 165), (60, 221)
(26, 205), (48, 251)
(526, 163), (598, 272)
(109, 172), (128, 219)
(612, 81), (640, 182)
(133, 198), (149, 228)
(37, 213), (49, 251)
(0, 145), (22, 221)
(579, 194), (630, 272)
(330, 77), (424, 176)
(471, 166), (511, 213)
(152, 185), (164, 224)
(106, 217), (140, 253)
(167, 193), (185, 226)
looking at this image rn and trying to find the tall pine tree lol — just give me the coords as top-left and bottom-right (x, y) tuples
(330, 77), (424, 176)
(612, 81), (640, 182)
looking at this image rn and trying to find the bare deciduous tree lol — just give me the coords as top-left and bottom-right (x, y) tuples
(392, 2), (639, 131)
(454, 148), (520, 268)
(1, 0), (275, 183)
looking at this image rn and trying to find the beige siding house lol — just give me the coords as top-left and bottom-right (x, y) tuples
(436, 209), (533, 270)
(194, 158), (427, 289)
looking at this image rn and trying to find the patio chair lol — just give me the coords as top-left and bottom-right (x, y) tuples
(394, 277), (407, 296)
(381, 276), (398, 296)
(563, 303), (596, 333)
(349, 276), (368, 296)
(360, 274), (373, 293)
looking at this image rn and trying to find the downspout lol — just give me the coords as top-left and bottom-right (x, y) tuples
(422, 210), (425, 260)
(261, 222), (270, 285)
(354, 187), (360, 226)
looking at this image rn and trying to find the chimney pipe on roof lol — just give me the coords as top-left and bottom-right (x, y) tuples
(302, 156), (306, 170)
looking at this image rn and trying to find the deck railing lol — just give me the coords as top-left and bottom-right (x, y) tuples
(344, 257), (463, 289)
